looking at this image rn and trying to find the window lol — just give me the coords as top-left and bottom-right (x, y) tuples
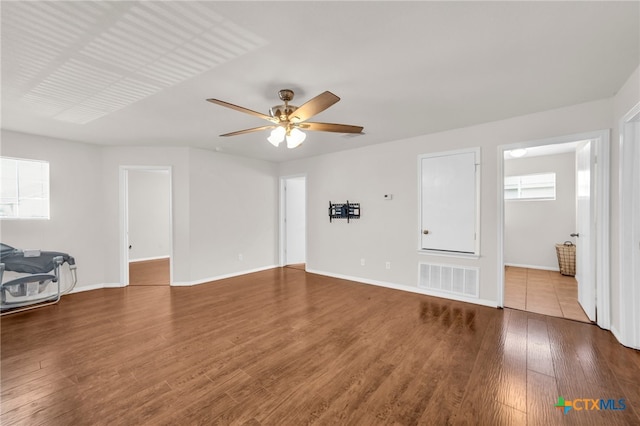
(504, 172), (556, 201)
(1, 157), (50, 219)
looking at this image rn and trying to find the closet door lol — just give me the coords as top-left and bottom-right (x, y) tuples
(420, 149), (479, 254)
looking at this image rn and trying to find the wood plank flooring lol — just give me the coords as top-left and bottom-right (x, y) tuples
(285, 263), (306, 271)
(2, 268), (639, 425)
(129, 257), (170, 286)
(504, 267), (590, 323)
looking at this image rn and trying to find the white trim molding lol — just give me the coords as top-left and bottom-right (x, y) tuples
(68, 283), (109, 293)
(278, 173), (307, 267)
(129, 255), (171, 263)
(617, 102), (640, 349)
(306, 268), (498, 308)
(497, 130), (610, 330)
(505, 263), (560, 272)
(172, 265), (279, 287)
(119, 165), (174, 287)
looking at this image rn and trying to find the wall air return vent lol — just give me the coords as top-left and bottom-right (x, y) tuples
(418, 263), (479, 298)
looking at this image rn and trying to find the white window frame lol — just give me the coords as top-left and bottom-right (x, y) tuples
(504, 172), (556, 201)
(0, 156), (50, 220)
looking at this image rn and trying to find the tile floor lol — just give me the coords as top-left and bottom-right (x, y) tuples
(504, 266), (591, 323)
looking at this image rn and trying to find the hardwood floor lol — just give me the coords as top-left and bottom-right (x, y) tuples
(285, 263), (306, 271)
(2, 268), (639, 425)
(504, 267), (590, 323)
(129, 257), (170, 286)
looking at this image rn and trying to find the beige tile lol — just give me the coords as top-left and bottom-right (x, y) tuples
(503, 267), (589, 323)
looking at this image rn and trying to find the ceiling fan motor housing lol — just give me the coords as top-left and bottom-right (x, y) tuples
(269, 104), (297, 121)
(270, 89), (297, 121)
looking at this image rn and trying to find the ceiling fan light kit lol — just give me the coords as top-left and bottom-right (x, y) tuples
(267, 126), (286, 146)
(286, 128), (306, 148)
(206, 89), (363, 149)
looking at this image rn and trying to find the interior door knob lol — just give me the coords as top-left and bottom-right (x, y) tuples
(423, 230), (430, 235)
(570, 233), (579, 237)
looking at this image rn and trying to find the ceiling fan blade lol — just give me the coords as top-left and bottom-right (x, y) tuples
(288, 91), (340, 123)
(301, 122), (364, 134)
(220, 125), (276, 137)
(207, 98), (277, 123)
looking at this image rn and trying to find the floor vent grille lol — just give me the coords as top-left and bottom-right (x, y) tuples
(419, 263), (479, 298)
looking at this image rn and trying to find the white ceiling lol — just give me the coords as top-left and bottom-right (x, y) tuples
(2, 1), (638, 163)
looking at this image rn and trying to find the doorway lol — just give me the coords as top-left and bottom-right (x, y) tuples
(120, 167), (173, 286)
(498, 130), (610, 329)
(280, 175), (306, 269)
(502, 141), (588, 321)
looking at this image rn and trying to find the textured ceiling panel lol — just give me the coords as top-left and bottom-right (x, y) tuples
(1, 1), (268, 124)
(2, 2), (637, 163)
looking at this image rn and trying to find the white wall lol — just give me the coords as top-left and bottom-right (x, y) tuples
(1, 73), (636, 329)
(127, 169), (171, 261)
(100, 146), (191, 284)
(279, 99), (612, 306)
(2, 64), (636, 344)
(504, 152), (576, 270)
(187, 148), (278, 283)
(101, 146), (279, 285)
(1, 134), (279, 289)
(0, 130), (106, 288)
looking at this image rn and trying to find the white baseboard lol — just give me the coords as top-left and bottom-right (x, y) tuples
(62, 266), (279, 292)
(305, 268), (498, 308)
(610, 325), (640, 350)
(172, 265), (279, 286)
(63, 266), (501, 311)
(505, 263), (560, 272)
(129, 256), (170, 263)
(103, 282), (127, 288)
(68, 282), (118, 294)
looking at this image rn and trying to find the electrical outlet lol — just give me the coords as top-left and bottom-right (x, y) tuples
(361, 258), (365, 266)
(238, 253), (243, 261)
(385, 262), (391, 270)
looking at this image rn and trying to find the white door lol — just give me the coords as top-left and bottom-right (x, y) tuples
(284, 177), (306, 265)
(420, 150), (477, 253)
(575, 141), (596, 321)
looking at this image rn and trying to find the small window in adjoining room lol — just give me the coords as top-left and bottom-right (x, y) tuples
(0, 157), (50, 219)
(504, 172), (556, 201)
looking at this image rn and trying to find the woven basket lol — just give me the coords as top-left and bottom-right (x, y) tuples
(555, 241), (576, 276)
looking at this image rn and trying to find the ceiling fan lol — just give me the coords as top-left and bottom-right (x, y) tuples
(206, 89), (364, 149)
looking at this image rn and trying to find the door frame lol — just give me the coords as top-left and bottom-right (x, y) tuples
(617, 102), (640, 349)
(279, 174), (307, 267)
(119, 166), (174, 286)
(497, 129), (610, 329)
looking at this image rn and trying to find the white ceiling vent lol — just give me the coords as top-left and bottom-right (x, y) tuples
(419, 263), (479, 298)
(2, 1), (268, 124)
